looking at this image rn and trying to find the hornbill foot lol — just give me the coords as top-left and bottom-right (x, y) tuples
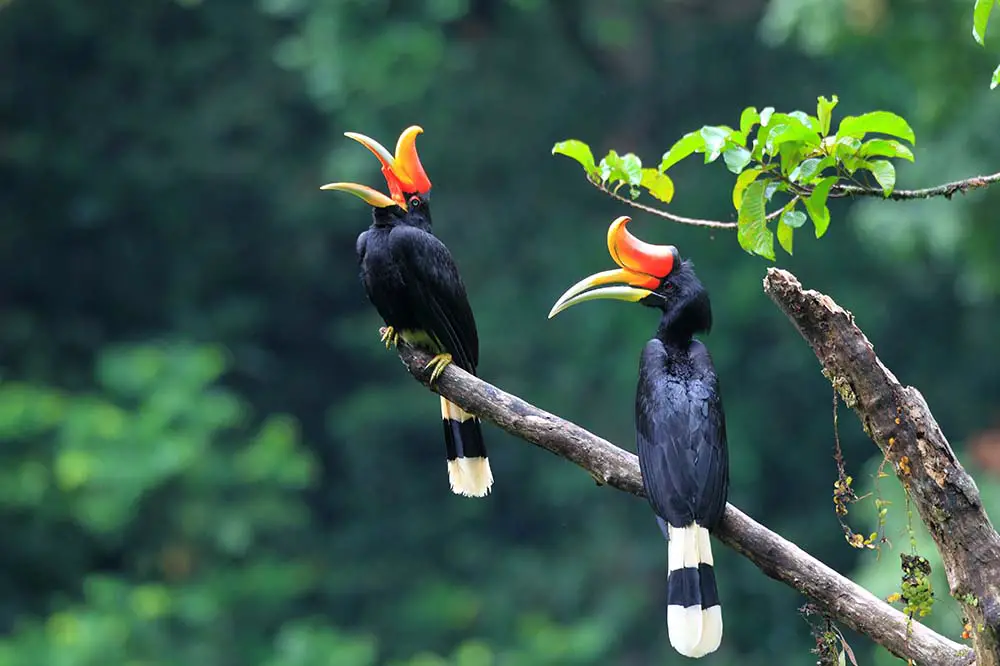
(424, 353), (453, 384)
(379, 326), (400, 349)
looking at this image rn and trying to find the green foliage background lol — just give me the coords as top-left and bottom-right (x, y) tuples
(2, 0), (999, 663)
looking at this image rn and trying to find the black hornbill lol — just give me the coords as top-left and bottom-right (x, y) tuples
(321, 126), (492, 498)
(548, 216), (729, 658)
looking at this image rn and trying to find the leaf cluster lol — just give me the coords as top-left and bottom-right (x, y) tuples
(553, 95), (916, 260)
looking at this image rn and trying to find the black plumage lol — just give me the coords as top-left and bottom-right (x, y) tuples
(635, 260), (729, 658)
(635, 265), (728, 533)
(355, 197), (492, 497)
(323, 125), (492, 498)
(548, 217), (729, 658)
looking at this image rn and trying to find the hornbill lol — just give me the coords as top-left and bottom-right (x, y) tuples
(320, 126), (492, 498)
(548, 216), (729, 658)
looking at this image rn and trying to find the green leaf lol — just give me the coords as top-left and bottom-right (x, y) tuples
(737, 180), (774, 260)
(789, 110), (819, 133)
(804, 176), (837, 238)
(761, 114), (821, 156)
(789, 156), (834, 183)
(740, 107), (760, 136)
(864, 159), (896, 195)
(860, 139), (915, 162)
(619, 153), (642, 185)
(599, 151), (642, 186)
(835, 136), (864, 174)
(777, 204), (805, 256)
(778, 141), (810, 177)
(640, 168), (675, 203)
(659, 131), (706, 171)
(723, 146), (752, 174)
(700, 126), (732, 163)
(992, 63), (1000, 89)
(816, 95), (838, 135)
(760, 106), (775, 126)
(837, 112), (916, 145)
(974, 0), (995, 45)
(781, 208), (807, 228)
(777, 216), (794, 255)
(732, 167), (763, 210)
(552, 140), (598, 177)
(764, 180), (783, 201)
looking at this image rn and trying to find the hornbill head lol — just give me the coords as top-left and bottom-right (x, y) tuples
(320, 125), (432, 212)
(548, 216), (706, 323)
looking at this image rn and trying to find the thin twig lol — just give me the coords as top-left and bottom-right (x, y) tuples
(589, 179), (737, 229)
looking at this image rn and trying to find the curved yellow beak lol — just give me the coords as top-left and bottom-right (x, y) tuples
(547, 269), (654, 318)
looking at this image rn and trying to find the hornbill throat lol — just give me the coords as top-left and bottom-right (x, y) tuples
(548, 216), (680, 318)
(320, 125), (432, 210)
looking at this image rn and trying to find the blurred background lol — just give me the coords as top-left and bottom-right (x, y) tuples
(2, 0), (1000, 664)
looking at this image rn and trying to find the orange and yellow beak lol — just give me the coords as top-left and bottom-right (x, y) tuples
(320, 125), (432, 209)
(548, 216), (679, 318)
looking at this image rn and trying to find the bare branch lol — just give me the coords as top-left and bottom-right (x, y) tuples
(393, 342), (972, 666)
(764, 267), (1000, 666)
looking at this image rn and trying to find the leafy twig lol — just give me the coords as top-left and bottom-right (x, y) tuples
(558, 97), (1000, 259)
(592, 169), (1000, 229)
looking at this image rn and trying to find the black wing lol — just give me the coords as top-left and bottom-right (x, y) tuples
(388, 225), (479, 373)
(635, 338), (729, 530)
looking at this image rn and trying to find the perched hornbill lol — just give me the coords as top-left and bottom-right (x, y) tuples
(549, 216), (729, 658)
(320, 126), (492, 498)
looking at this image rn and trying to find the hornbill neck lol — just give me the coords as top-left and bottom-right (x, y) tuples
(371, 204), (432, 232)
(656, 288), (712, 346)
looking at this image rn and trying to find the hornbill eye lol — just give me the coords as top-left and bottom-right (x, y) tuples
(408, 195), (421, 209)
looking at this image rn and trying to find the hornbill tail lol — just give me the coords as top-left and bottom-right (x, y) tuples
(440, 397), (492, 497)
(666, 522), (723, 658)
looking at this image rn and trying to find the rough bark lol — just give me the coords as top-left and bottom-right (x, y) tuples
(764, 267), (1000, 666)
(395, 341), (972, 665)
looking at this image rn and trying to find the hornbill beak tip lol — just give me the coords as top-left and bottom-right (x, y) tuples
(320, 181), (401, 210)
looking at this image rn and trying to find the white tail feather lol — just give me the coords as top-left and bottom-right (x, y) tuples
(690, 606), (723, 657)
(666, 522), (723, 658)
(447, 457), (493, 497)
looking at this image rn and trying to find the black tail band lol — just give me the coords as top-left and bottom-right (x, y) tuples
(443, 418), (486, 461)
(666, 563), (719, 609)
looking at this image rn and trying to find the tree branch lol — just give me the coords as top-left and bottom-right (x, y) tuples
(393, 342), (972, 666)
(832, 172), (1000, 201)
(589, 170), (1000, 229)
(764, 267), (1000, 666)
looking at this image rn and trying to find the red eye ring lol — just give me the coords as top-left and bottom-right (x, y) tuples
(408, 195), (421, 208)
